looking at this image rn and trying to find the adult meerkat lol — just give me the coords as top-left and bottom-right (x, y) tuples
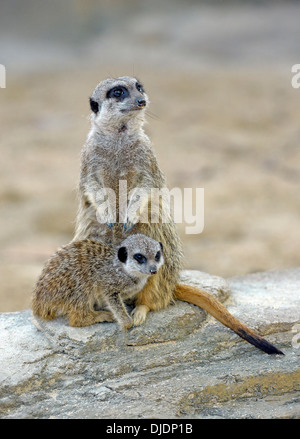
(74, 76), (283, 355)
(32, 234), (164, 329)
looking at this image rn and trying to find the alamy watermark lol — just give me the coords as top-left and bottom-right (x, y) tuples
(93, 180), (204, 235)
(0, 64), (6, 88)
(291, 64), (300, 89)
(291, 323), (300, 350)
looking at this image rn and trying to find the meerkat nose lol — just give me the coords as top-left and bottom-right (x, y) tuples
(136, 98), (146, 108)
(149, 266), (157, 275)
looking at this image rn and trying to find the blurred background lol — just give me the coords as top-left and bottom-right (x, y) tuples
(0, 0), (300, 311)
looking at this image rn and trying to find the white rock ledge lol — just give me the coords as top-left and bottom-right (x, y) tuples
(0, 268), (299, 419)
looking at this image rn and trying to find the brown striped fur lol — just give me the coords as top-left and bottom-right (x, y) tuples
(32, 234), (163, 329)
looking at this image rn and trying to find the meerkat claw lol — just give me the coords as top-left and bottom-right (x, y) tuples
(131, 305), (149, 326)
(123, 221), (135, 234)
(122, 318), (134, 331)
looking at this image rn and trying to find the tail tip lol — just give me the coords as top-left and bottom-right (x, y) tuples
(238, 329), (284, 355)
(262, 342), (285, 355)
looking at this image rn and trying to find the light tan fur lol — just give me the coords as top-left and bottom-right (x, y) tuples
(73, 76), (283, 354)
(32, 234), (163, 329)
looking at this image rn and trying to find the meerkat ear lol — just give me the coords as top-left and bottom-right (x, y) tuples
(89, 97), (99, 114)
(159, 242), (163, 253)
(118, 247), (128, 263)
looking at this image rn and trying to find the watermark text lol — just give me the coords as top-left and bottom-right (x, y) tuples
(0, 64), (6, 88)
(92, 180), (204, 235)
(291, 64), (300, 89)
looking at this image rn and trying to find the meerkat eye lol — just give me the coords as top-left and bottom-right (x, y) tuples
(107, 86), (129, 100)
(155, 251), (161, 262)
(134, 253), (147, 264)
(136, 82), (144, 93)
(113, 88), (123, 97)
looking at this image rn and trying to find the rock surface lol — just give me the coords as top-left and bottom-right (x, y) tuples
(0, 268), (299, 419)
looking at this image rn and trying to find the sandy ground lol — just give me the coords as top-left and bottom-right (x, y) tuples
(1, 3), (300, 311)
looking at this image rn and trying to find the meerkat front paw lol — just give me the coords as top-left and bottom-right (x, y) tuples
(95, 207), (115, 230)
(122, 317), (133, 331)
(122, 211), (140, 234)
(122, 220), (136, 234)
(123, 192), (149, 234)
(131, 305), (150, 326)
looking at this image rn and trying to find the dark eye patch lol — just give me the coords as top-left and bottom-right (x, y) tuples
(106, 86), (129, 100)
(134, 253), (147, 264)
(118, 247), (128, 263)
(89, 97), (99, 114)
(155, 251), (161, 262)
(135, 82), (144, 93)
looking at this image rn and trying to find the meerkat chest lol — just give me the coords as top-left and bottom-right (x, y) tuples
(121, 276), (149, 300)
(100, 147), (147, 190)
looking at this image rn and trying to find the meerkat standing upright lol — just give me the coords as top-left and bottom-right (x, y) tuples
(74, 76), (283, 355)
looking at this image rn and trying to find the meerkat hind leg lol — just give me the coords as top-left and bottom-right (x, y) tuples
(68, 310), (114, 327)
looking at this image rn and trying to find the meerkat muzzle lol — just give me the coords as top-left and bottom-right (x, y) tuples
(136, 98), (146, 108)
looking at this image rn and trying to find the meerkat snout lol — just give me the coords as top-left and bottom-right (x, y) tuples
(149, 266), (157, 275)
(136, 98), (146, 108)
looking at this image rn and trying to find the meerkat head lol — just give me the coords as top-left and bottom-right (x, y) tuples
(89, 76), (149, 131)
(117, 234), (164, 279)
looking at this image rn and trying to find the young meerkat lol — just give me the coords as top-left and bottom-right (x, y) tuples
(32, 234), (164, 329)
(74, 76), (283, 355)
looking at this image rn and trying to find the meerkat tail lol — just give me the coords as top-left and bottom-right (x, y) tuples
(175, 284), (284, 355)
